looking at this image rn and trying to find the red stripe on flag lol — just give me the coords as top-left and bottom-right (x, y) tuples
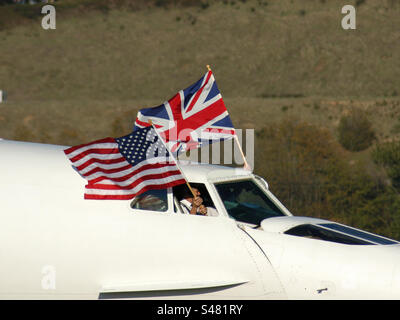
(202, 128), (236, 135)
(69, 147), (120, 163)
(83, 163), (133, 179)
(135, 119), (163, 129)
(85, 170), (183, 191)
(75, 156), (126, 171)
(84, 179), (186, 200)
(135, 119), (151, 128)
(186, 71), (212, 113)
(163, 97), (228, 143)
(64, 138), (115, 155)
(86, 162), (178, 184)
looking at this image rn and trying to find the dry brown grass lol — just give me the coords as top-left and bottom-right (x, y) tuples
(1, 0), (399, 103)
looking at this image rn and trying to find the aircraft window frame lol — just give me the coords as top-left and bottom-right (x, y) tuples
(172, 183), (218, 216)
(284, 224), (373, 245)
(214, 178), (286, 226)
(130, 188), (170, 212)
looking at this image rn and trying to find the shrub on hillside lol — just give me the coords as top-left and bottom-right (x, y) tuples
(337, 109), (376, 152)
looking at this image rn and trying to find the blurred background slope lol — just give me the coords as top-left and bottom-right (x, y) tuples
(1, 0), (399, 101)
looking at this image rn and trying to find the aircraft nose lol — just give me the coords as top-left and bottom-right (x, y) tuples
(391, 262), (400, 296)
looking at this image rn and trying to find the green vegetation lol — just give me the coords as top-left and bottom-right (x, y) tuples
(256, 119), (400, 240)
(372, 141), (400, 192)
(1, 0), (400, 239)
(337, 109), (376, 152)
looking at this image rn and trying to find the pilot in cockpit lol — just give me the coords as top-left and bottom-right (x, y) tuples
(176, 186), (219, 217)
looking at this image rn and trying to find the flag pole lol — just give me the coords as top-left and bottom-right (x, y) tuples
(148, 120), (197, 198)
(234, 134), (251, 171)
(207, 65), (251, 171)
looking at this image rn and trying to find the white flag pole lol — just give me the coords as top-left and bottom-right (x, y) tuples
(206, 65), (251, 171)
(234, 134), (251, 171)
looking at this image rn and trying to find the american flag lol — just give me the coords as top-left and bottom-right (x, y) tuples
(64, 126), (186, 200)
(134, 70), (236, 153)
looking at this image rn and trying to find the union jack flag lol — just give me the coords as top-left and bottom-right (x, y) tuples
(134, 71), (236, 153)
(64, 126), (186, 200)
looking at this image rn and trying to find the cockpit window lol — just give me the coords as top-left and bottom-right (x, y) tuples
(131, 189), (168, 212)
(318, 223), (398, 245)
(215, 179), (285, 225)
(284, 224), (372, 245)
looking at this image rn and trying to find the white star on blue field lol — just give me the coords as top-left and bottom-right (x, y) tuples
(116, 127), (170, 166)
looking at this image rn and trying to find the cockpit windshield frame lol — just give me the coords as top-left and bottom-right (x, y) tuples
(213, 178), (288, 226)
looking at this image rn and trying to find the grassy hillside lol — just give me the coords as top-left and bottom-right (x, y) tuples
(1, 97), (400, 146)
(1, 0), (400, 143)
(0, 0), (399, 102)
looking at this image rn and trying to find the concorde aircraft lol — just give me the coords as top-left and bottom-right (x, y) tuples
(1, 138), (400, 299)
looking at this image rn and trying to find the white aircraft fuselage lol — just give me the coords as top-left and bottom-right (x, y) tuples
(1, 139), (400, 299)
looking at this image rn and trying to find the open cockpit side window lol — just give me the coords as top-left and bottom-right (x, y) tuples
(130, 189), (169, 212)
(172, 183), (217, 215)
